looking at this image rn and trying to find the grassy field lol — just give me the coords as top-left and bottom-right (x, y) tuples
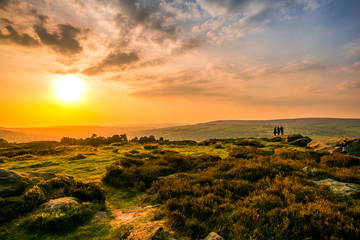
(1, 136), (360, 239)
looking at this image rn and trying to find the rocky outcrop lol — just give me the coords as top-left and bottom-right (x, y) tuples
(266, 134), (312, 147)
(0, 168), (55, 197)
(309, 138), (360, 157)
(35, 197), (81, 213)
(313, 178), (360, 196)
(289, 137), (312, 147)
(204, 232), (224, 240)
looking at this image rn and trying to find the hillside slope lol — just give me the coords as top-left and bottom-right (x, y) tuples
(135, 118), (360, 141)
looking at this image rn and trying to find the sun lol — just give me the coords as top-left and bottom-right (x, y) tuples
(54, 75), (85, 102)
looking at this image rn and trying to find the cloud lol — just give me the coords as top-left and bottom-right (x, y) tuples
(0, 0), (11, 10)
(34, 23), (85, 55)
(160, 0), (202, 21)
(299, 0), (332, 11)
(132, 84), (222, 98)
(171, 36), (206, 55)
(0, 25), (39, 47)
(345, 39), (360, 58)
(82, 50), (140, 76)
(336, 80), (360, 91)
(197, 0), (251, 16)
(111, 0), (180, 43)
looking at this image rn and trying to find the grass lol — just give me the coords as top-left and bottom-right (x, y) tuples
(1, 136), (360, 239)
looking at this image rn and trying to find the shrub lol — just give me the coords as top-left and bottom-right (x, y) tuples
(25, 202), (99, 231)
(24, 186), (46, 209)
(144, 145), (158, 150)
(65, 182), (106, 204)
(321, 153), (360, 168)
(235, 139), (265, 147)
(229, 146), (271, 159)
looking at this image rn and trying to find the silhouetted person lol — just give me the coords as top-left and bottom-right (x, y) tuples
(341, 141), (349, 153)
(277, 126), (280, 136)
(273, 127), (277, 136)
(280, 126), (284, 135)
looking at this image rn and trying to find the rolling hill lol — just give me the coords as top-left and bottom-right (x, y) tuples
(1, 118), (359, 142)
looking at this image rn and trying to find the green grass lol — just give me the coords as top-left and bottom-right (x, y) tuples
(1, 137), (360, 239)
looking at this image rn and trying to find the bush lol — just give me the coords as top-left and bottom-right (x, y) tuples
(321, 153), (360, 168)
(25, 202), (99, 231)
(235, 139), (265, 147)
(144, 145), (158, 150)
(65, 182), (106, 204)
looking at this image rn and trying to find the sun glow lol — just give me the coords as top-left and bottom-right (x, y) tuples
(54, 75), (85, 102)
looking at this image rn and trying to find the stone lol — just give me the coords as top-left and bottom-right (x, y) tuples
(35, 197), (81, 213)
(95, 211), (107, 220)
(313, 178), (360, 196)
(303, 166), (316, 177)
(0, 168), (30, 197)
(308, 138), (360, 157)
(286, 134), (305, 142)
(204, 232), (224, 240)
(289, 137), (312, 147)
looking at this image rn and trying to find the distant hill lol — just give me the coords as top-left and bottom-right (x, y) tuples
(0, 126), (149, 143)
(134, 118), (360, 141)
(1, 118), (359, 142)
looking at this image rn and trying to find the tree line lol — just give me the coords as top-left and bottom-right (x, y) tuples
(60, 134), (167, 146)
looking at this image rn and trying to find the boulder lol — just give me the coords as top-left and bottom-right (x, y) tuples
(266, 136), (283, 142)
(0, 168), (30, 197)
(289, 137), (312, 147)
(313, 179), (360, 196)
(204, 232), (224, 240)
(0, 168), (56, 197)
(286, 134), (304, 142)
(35, 197), (81, 213)
(308, 138), (360, 157)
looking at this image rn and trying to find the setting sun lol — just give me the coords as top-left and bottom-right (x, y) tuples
(54, 75), (85, 102)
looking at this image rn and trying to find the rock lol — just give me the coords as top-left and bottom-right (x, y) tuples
(204, 232), (224, 240)
(35, 197), (81, 213)
(267, 136), (283, 142)
(313, 179), (360, 196)
(289, 137), (312, 147)
(158, 174), (175, 180)
(286, 134), (305, 142)
(0, 168), (57, 198)
(95, 211), (107, 220)
(308, 137), (360, 157)
(0, 168), (30, 197)
(303, 166), (316, 177)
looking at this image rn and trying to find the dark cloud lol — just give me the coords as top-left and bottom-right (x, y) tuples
(0, 0), (11, 10)
(31, 9), (50, 24)
(34, 23), (84, 55)
(82, 50), (140, 76)
(172, 36), (206, 55)
(1, 18), (13, 24)
(0, 25), (39, 47)
(112, 0), (180, 42)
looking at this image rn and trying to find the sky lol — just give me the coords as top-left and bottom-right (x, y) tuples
(0, 0), (359, 127)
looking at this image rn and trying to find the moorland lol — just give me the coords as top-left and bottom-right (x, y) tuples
(1, 134), (360, 239)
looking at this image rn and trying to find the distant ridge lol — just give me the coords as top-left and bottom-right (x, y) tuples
(1, 118), (360, 142)
(134, 118), (360, 141)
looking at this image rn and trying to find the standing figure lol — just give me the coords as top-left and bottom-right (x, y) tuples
(277, 126), (280, 136)
(280, 126), (284, 135)
(273, 127), (277, 136)
(341, 141), (349, 153)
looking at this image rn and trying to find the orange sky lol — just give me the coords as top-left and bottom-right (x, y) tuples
(1, 0), (360, 127)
